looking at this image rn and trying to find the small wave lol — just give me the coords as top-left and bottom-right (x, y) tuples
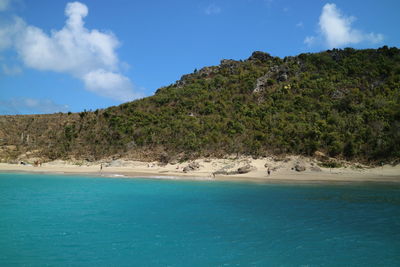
(111, 174), (125, 177)
(148, 176), (178, 179)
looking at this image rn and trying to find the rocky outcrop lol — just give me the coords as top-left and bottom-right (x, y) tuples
(213, 163), (256, 175)
(294, 162), (306, 172)
(197, 66), (219, 78)
(277, 71), (288, 82)
(253, 65), (290, 93)
(253, 74), (272, 93)
(237, 164), (256, 174)
(314, 151), (329, 161)
(220, 59), (239, 67)
(183, 161), (200, 173)
(213, 170), (229, 175)
(248, 51), (273, 62)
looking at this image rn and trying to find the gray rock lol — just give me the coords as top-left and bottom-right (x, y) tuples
(277, 72), (288, 82)
(248, 51), (273, 62)
(314, 151), (329, 161)
(182, 161), (200, 172)
(253, 74), (271, 93)
(294, 163), (306, 172)
(213, 170), (229, 175)
(169, 159), (179, 165)
(237, 164), (255, 174)
(220, 59), (238, 67)
(198, 66), (219, 78)
(188, 162), (200, 169)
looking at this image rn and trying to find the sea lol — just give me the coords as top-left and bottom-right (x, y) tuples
(0, 173), (399, 266)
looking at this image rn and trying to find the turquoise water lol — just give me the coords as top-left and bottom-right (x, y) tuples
(0, 173), (399, 266)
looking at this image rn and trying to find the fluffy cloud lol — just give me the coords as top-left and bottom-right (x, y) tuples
(83, 69), (135, 100)
(305, 3), (383, 48)
(0, 2), (135, 102)
(0, 98), (70, 115)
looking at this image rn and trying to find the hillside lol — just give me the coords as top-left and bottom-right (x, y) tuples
(1, 46), (399, 165)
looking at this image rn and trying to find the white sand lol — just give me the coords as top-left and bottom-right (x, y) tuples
(1, 156), (399, 183)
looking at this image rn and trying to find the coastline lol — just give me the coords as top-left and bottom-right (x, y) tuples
(1, 157), (399, 184)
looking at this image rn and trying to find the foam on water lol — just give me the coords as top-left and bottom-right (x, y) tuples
(0, 173), (399, 266)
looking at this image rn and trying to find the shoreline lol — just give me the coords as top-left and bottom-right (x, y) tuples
(1, 157), (399, 184)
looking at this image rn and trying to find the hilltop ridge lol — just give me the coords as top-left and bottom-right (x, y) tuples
(0, 46), (399, 165)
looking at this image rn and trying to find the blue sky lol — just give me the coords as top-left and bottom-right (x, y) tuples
(0, 0), (399, 114)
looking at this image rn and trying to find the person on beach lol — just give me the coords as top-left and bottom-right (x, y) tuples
(267, 168), (271, 176)
(100, 164), (103, 172)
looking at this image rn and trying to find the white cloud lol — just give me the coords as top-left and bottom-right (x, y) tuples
(83, 69), (136, 101)
(205, 3), (221, 15)
(296, 22), (304, 28)
(305, 3), (384, 48)
(0, 2), (136, 102)
(0, 98), (70, 115)
(0, 0), (10, 11)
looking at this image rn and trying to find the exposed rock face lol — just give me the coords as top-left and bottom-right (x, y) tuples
(220, 59), (239, 67)
(183, 161), (200, 173)
(294, 162), (306, 172)
(248, 51), (273, 62)
(169, 159), (179, 165)
(314, 151), (329, 161)
(175, 65), (220, 88)
(213, 170), (228, 175)
(253, 64), (291, 93)
(277, 72), (288, 82)
(237, 164), (256, 174)
(253, 74), (271, 93)
(189, 162), (200, 169)
(213, 163), (256, 175)
(197, 66), (219, 78)
(182, 166), (191, 173)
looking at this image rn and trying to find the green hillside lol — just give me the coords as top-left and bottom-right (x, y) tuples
(1, 46), (399, 164)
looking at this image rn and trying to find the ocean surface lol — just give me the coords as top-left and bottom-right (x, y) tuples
(0, 173), (399, 266)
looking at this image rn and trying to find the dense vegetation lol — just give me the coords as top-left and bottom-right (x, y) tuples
(1, 47), (399, 164)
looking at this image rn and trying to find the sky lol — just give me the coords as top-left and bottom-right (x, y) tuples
(0, 0), (399, 115)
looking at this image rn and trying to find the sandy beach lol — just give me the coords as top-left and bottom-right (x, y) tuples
(1, 156), (399, 184)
